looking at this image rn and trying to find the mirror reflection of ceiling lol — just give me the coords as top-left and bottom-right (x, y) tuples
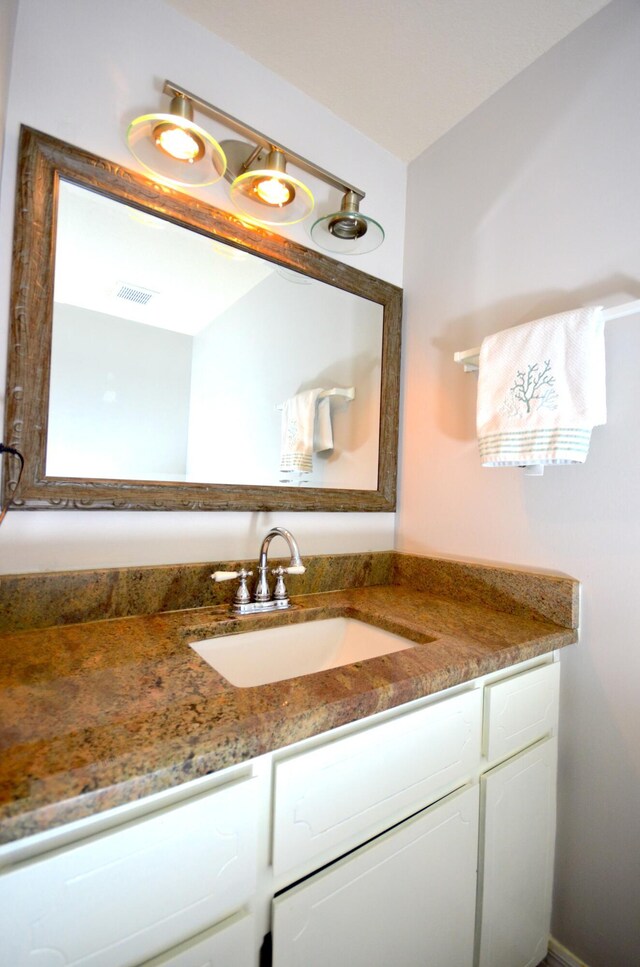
(166, 0), (612, 161)
(54, 180), (277, 336)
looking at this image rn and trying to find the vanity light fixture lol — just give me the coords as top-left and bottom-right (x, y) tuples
(127, 93), (227, 188)
(127, 80), (384, 249)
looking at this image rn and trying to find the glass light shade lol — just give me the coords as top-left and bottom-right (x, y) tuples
(230, 168), (314, 226)
(210, 239), (251, 261)
(310, 209), (384, 255)
(276, 265), (314, 284)
(127, 113), (226, 187)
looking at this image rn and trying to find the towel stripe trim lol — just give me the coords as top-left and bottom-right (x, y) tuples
(479, 428), (592, 441)
(280, 453), (313, 472)
(479, 428), (592, 455)
(479, 440), (590, 453)
(478, 425), (593, 466)
(480, 447), (589, 457)
(481, 459), (586, 467)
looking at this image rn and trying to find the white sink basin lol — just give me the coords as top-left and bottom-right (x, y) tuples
(190, 616), (419, 688)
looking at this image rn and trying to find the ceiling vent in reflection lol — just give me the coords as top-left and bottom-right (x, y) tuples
(115, 282), (157, 306)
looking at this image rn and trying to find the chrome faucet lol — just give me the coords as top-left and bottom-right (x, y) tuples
(212, 527), (305, 615)
(254, 527), (304, 601)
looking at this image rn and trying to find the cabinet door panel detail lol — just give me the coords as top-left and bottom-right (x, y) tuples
(141, 910), (255, 967)
(484, 661), (559, 764)
(477, 737), (558, 967)
(273, 688), (481, 877)
(273, 784), (479, 967)
(0, 776), (258, 967)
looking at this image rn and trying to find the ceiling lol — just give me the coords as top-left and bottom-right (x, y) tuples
(166, 0), (611, 162)
(55, 181), (275, 335)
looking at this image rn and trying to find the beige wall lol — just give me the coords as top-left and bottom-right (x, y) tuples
(398, 2), (640, 964)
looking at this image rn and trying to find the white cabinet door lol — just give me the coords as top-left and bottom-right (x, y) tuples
(0, 776), (258, 967)
(272, 783), (479, 967)
(141, 910), (255, 967)
(477, 736), (558, 967)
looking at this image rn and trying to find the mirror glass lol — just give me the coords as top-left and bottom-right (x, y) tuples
(4, 127), (401, 511)
(49, 181), (383, 490)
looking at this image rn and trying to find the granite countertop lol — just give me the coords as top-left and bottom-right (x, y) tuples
(0, 556), (578, 847)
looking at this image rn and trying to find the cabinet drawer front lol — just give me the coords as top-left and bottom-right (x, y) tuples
(273, 783), (479, 967)
(142, 910), (254, 966)
(0, 776), (258, 967)
(484, 661), (559, 763)
(273, 688), (481, 878)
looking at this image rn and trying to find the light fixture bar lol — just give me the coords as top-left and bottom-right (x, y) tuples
(163, 80), (366, 200)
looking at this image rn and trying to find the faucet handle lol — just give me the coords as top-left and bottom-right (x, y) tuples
(271, 564), (305, 601)
(211, 570), (242, 582)
(271, 565), (288, 601)
(212, 568), (253, 607)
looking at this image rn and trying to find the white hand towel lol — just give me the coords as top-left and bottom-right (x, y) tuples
(280, 388), (329, 473)
(476, 306), (606, 468)
(313, 397), (334, 453)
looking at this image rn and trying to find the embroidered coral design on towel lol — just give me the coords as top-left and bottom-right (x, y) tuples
(286, 418), (299, 448)
(502, 359), (559, 417)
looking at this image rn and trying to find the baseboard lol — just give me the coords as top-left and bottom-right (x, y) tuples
(547, 936), (590, 967)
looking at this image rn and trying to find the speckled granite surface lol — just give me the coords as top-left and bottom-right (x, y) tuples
(0, 554), (578, 845)
(0, 552), (395, 633)
(392, 554), (577, 627)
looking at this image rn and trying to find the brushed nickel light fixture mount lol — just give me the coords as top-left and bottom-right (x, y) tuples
(127, 80), (384, 250)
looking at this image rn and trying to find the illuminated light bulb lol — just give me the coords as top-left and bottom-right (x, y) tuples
(229, 146), (314, 225)
(253, 175), (294, 207)
(128, 101), (226, 187)
(153, 122), (204, 162)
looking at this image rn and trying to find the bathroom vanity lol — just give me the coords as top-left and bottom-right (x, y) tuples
(0, 110), (580, 967)
(0, 552), (577, 966)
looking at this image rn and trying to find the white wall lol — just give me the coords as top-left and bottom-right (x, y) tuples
(0, 0), (18, 180)
(399, 2), (640, 964)
(48, 305), (192, 480)
(187, 272), (381, 488)
(0, 0), (406, 572)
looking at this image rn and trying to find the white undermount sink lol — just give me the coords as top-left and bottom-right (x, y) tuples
(190, 616), (420, 688)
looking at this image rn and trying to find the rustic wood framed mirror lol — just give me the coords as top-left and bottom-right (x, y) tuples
(3, 126), (401, 511)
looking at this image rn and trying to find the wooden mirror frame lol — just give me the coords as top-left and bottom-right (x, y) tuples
(3, 127), (402, 512)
